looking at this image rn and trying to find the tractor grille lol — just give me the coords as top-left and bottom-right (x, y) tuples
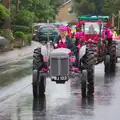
(50, 57), (69, 76)
(61, 58), (69, 75)
(50, 58), (59, 76)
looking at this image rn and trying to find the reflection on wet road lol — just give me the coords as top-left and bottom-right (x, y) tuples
(0, 56), (32, 87)
(0, 58), (120, 120)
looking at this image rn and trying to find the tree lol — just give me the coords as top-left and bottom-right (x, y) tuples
(14, 9), (35, 26)
(73, 0), (96, 15)
(12, 0), (57, 22)
(3, 0), (11, 9)
(0, 3), (10, 28)
(0, 4), (10, 20)
(103, 0), (120, 15)
(73, 0), (106, 16)
(16, 0), (19, 12)
(89, 0), (104, 14)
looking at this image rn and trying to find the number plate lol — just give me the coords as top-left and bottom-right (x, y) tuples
(52, 76), (68, 81)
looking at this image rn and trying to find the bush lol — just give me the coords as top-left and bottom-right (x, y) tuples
(14, 31), (25, 48)
(0, 4), (10, 21)
(0, 29), (14, 42)
(12, 25), (31, 34)
(26, 34), (32, 45)
(14, 31), (25, 40)
(14, 9), (35, 27)
(0, 4), (10, 28)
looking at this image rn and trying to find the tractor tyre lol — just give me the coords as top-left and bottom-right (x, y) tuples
(82, 47), (94, 97)
(33, 48), (45, 70)
(110, 42), (116, 72)
(116, 57), (118, 63)
(33, 48), (47, 98)
(81, 70), (87, 98)
(32, 70), (39, 98)
(104, 55), (110, 74)
(87, 65), (94, 97)
(33, 70), (46, 97)
(39, 76), (46, 96)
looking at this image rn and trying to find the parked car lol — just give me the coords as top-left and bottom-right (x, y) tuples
(51, 23), (63, 30)
(35, 25), (59, 42)
(0, 36), (8, 52)
(32, 23), (46, 41)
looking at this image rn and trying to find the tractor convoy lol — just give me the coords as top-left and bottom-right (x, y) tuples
(32, 16), (117, 98)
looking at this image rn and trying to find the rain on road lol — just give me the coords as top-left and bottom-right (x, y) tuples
(0, 57), (120, 120)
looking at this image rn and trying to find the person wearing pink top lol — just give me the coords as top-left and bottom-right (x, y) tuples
(74, 25), (84, 49)
(106, 28), (113, 38)
(102, 26), (113, 46)
(105, 28), (113, 46)
(54, 25), (77, 54)
(74, 25), (85, 67)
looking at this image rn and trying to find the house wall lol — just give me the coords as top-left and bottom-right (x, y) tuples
(56, 2), (78, 23)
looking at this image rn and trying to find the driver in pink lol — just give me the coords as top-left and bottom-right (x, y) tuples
(54, 25), (77, 54)
(54, 25), (78, 72)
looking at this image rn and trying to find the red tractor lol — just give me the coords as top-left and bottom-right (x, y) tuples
(77, 16), (117, 97)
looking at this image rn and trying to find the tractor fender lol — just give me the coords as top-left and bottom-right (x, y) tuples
(41, 45), (48, 57)
(79, 45), (87, 60)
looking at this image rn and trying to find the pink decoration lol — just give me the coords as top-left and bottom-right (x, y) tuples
(42, 68), (47, 72)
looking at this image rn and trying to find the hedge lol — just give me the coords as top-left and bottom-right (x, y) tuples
(12, 25), (31, 34)
(14, 31), (25, 39)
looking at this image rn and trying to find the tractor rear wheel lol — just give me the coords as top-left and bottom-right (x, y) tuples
(82, 47), (95, 97)
(81, 70), (87, 98)
(104, 55), (110, 74)
(110, 41), (116, 72)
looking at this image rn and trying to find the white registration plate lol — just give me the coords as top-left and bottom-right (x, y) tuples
(52, 76), (68, 81)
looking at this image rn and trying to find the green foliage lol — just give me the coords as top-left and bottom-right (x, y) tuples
(73, 0), (120, 16)
(0, 4), (10, 21)
(14, 31), (25, 39)
(103, 0), (120, 15)
(73, 0), (105, 15)
(0, 29), (14, 43)
(73, 0), (96, 15)
(14, 31), (32, 47)
(12, 25), (31, 34)
(89, 0), (104, 14)
(12, 0), (57, 23)
(26, 34), (32, 45)
(14, 9), (36, 27)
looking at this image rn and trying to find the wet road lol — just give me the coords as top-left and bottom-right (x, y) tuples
(0, 57), (120, 120)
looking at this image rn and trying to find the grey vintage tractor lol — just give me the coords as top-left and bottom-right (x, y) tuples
(32, 38), (94, 98)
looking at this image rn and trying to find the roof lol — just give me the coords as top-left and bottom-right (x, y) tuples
(60, 0), (72, 8)
(78, 16), (109, 22)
